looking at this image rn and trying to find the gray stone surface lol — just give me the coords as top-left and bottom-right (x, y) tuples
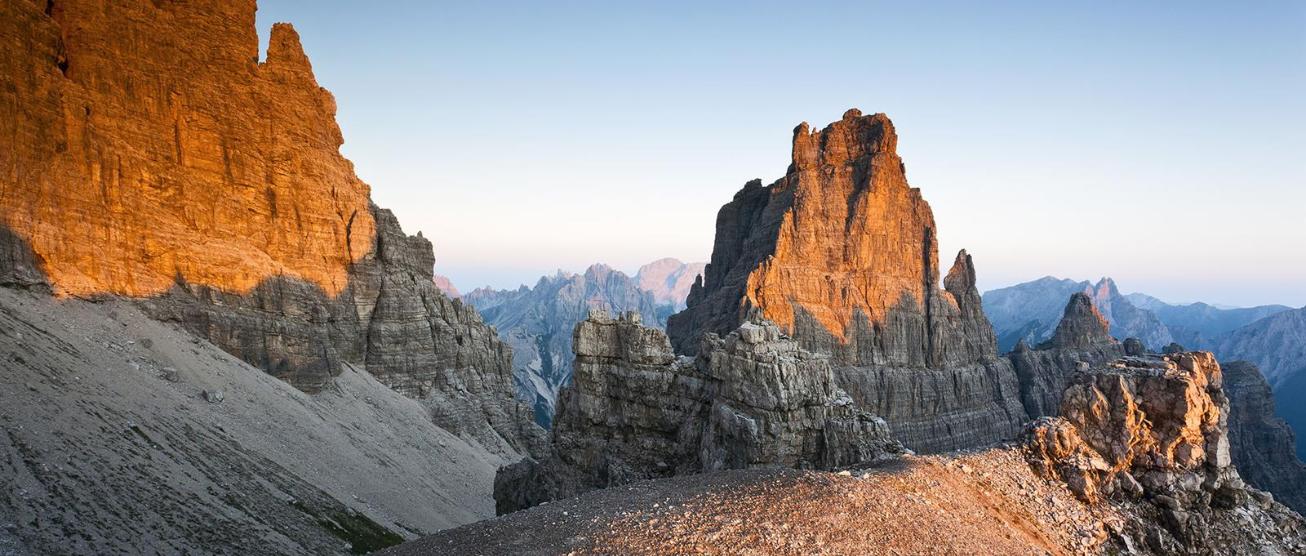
(0, 287), (511, 555)
(495, 312), (902, 513)
(137, 205), (547, 460)
(1006, 293), (1125, 418)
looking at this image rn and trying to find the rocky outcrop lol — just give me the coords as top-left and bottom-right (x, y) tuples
(666, 110), (1027, 452)
(1223, 360), (1306, 514)
(635, 258), (706, 310)
(984, 277), (1175, 352)
(464, 264), (673, 427)
(0, 0), (543, 459)
(1007, 293), (1124, 417)
(1025, 352), (1306, 554)
(495, 311), (902, 513)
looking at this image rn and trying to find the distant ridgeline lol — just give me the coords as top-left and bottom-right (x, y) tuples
(463, 259), (703, 428)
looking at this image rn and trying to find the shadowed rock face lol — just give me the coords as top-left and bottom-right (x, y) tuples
(666, 110), (1026, 452)
(0, 0), (544, 459)
(494, 311), (902, 514)
(1223, 360), (1306, 514)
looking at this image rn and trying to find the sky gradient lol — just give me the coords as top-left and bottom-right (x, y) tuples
(256, 1), (1305, 307)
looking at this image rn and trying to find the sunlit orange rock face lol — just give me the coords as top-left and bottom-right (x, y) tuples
(0, 0), (374, 298)
(668, 109), (995, 369)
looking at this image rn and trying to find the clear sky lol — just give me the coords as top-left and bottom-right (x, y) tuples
(255, 1), (1305, 307)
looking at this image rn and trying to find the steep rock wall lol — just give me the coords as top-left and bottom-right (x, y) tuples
(0, 0), (543, 458)
(666, 110), (1026, 452)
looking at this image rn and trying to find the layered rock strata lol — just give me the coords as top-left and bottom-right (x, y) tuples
(1007, 293), (1125, 417)
(1025, 352), (1305, 553)
(494, 311), (902, 513)
(666, 110), (1026, 452)
(1223, 360), (1306, 514)
(0, 1), (542, 458)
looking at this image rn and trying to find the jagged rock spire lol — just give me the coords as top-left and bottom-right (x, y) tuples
(1050, 293), (1114, 349)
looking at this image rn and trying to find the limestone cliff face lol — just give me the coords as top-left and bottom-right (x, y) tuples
(495, 312), (901, 513)
(0, 0), (373, 299)
(0, 0), (543, 458)
(669, 110), (993, 369)
(1223, 360), (1306, 514)
(666, 110), (1026, 452)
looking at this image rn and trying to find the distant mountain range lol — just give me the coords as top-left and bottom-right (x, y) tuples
(983, 277), (1173, 352)
(985, 276), (1304, 457)
(463, 259), (704, 427)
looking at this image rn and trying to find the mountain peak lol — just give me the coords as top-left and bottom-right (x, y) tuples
(1050, 293), (1115, 349)
(790, 109), (898, 172)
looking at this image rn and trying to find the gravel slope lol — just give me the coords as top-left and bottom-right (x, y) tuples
(385, 449), (1116, 555)
(0, 287), (507, 555)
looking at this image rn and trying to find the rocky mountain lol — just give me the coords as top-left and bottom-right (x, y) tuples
(1224, 360), (1306, 514)
(416, 341), (1306, 555)
(635, 258), (706, 310)
(463, 264), (672, 427)
(0, 1), (542, 552)
(1025, 351), (1304, 553)
(1006, 293), (1125, 417)
(1126, 293), (1290, 349)
(1218, 307), (1306, 458)
(984, 277), (1174, 352)
(1217, 307), (1306, 387)
(494, 311), (903, 513)
(666, 110), (1026, 453)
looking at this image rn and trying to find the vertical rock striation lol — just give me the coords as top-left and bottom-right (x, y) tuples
(0, 0), (543, 458)
(666, 110), (1026, 452)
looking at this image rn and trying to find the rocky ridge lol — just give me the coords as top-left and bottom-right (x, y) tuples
(1025, 351), (1305, 553)
(666, 110), (1027, 453)
(1007, 293), (1126, 418)
(494, 311), (902, 513)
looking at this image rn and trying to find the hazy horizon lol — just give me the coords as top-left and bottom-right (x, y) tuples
(256, 1), (1305, 307)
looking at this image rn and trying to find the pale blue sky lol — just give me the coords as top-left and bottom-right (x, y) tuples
(256, 1), (1305, 307)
